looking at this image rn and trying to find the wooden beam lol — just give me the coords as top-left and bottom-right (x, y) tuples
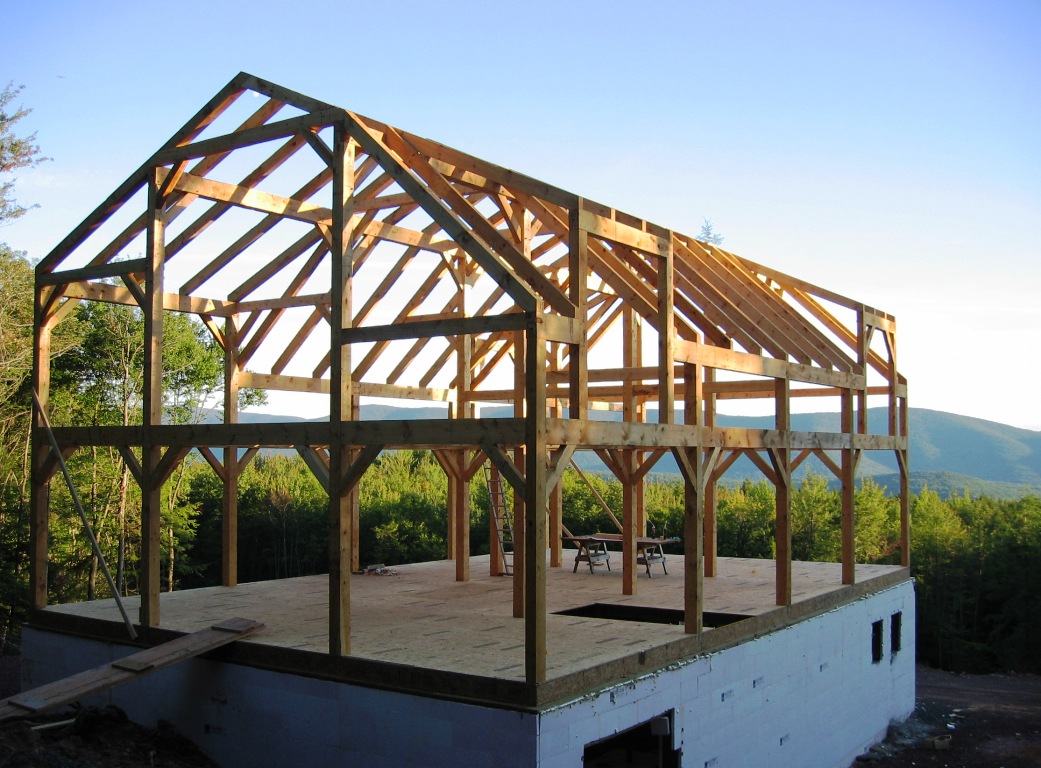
(140, 169), (165, 628)
(674, 337), (865, 389)
(341, 312), (528, 345)
(343, 113), (538, 313)
(38, 258), (148, 287)
(152, 108), (342, 165)
(167, 169), (332, 225)
(482, 442), (525, 497)
(327, 123), (353, 657)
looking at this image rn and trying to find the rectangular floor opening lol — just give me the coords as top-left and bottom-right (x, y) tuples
(554, 603), (750, 627)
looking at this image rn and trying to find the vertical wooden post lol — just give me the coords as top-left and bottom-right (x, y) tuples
(548, 403), (563, 568)
(567, 201), (588, 422)
(841, 388), (856, 585)
(512, 328), (526, 619)
(702, 367), (718, 577)
(899, 389), (910, 568)
(222, 315), (239, 587)
(29, 290), (53, 611)
(446, 471), (457, 561)
(622, 307), (638, 595)
(327, 125), (354, 656)
(658, 237), (675, 425)
(857, 310), (869, 435)
(140, 168), (166, 628)
(682, 450), (704, 634)
(524, 307), (548, 684)
(448, 452), (470, 582)
(682, 364), (704, 633)
(488, 462), (504, 577)
(350, 393), (361, 574)
(774, 377), (792, 607)
(887, 328), (911, 569)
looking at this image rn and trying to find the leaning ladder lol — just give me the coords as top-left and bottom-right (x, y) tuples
(484, 462), (514, 576)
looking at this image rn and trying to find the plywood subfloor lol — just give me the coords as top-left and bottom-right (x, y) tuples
(40, 555), (903, 686)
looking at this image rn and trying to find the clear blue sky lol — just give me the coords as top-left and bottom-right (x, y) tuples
(4, 0), (1039, 429)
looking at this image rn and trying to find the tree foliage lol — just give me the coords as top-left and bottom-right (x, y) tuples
(0, 83), (47, 225)
(698, 219), (725, 246)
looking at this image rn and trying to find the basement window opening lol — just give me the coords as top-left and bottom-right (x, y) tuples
(871, 619), (884, 664)
(583, 711), (679, 768)
(555, 603), (750, 628)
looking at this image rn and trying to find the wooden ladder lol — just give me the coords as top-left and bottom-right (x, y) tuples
(484, 462), (513, 576)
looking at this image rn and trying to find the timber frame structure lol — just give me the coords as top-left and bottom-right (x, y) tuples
(31, 73), (908, 690)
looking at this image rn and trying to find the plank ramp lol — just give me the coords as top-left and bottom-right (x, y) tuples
(0, 617), (262, 721)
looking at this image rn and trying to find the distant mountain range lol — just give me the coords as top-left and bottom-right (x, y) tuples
(238, 406), (1041, 500)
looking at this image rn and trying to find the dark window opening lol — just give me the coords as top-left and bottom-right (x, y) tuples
(891, 612), (902, 656)
(871, 619), (884, 664)
(556, 603), (749, 628)
(583, 712), (680, 768)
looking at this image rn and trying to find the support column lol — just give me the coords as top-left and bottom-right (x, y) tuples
(548, 404), (563, 568)
(841, 388), (856, 585)
(222, 315), (239, 587)
(681, 363), (704, 633)
(140, 168), (166, 628)
(567, 201), (588, 422)
(703, 367), (718, 577)
(437, 449), (471, 583)
(512, 328), (526, 619)
(622, 450), (638, 596)
(327, 125), (355, 656)
(524, 308), (548, 684)
(29, 290), (54, 611)
(621, 308), (639, 594)
(681, 450), (704, 634)
(898, 394), (911, 568)
(350, 394), (361, 574)
(773, 377), (792, 607)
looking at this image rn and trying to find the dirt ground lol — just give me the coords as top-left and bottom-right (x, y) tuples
(849, 665), (1041, 767)
(2, 654), (1039, 767)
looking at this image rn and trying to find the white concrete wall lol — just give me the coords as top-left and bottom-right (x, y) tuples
(538, 581), (915, 768)
(22, 581), (914, 768)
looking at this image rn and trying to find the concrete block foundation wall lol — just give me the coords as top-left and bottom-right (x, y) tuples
(539, 581), (915, 767)
(22, 581), (914, 767)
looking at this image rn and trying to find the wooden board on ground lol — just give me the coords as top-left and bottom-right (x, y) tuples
(0, 617), (262, 721)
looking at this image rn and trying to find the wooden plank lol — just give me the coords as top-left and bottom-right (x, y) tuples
(341, 312), (529, 345)
(38, 258), (148, 287)
(151, 108), (342, 165)
(578, 209), (669, 257)
(60, 281), (230, 316)
(674, 338), (864, 389)
(168, 169), (331, 225)
(0, 619), (263, 721)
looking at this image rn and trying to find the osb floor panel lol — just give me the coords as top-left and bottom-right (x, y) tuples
(40, 555), (903, 684)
